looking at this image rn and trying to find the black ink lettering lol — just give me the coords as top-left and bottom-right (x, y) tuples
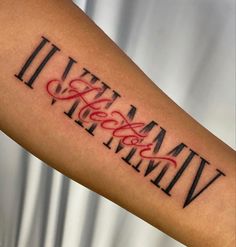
(162, 149), (198, 196)
(151, 164), (169, 188)
(121, 148), (137, 165)
(183, 159), (225, 208)
(64, 100), (80, 119)
(132, 159), (143, 172)
(15, 36), (50, 83)
(25, 44), (60, 88)
(140, 121), (158, 134)
(85, 82), (111, 135)
(103, 105), (136, 150)
(80, 68), (90, 77)
(52, 56), (77, 105)
(153, 128), (166, 153)
(15, 36), (60, 89)
(168, 143), (187, 156)
(104, 90), (121, 109)
(145, 160), (160, 176)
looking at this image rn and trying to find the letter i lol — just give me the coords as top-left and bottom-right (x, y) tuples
(15, 36), (60, 89)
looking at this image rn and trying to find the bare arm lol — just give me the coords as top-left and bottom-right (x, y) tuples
(0, 1), (235, 246)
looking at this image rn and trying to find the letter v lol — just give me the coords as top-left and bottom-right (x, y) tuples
(183, 158), (225, 208)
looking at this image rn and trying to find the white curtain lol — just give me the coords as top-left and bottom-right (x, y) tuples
(0, 0), (235, 246)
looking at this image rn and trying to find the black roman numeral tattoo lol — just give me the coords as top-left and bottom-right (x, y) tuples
(15, 36), (60, 88)
(14, 36), (226, 208)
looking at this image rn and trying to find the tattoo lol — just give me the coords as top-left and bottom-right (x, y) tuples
(14, 36), (226, 208)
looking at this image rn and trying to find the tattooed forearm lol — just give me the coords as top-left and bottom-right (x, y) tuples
(14, 36), (226, 208)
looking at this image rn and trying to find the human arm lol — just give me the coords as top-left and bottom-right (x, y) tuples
(0, 1), (235, 246)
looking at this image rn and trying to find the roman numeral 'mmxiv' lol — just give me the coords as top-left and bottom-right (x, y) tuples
(15, 36), (60, 88)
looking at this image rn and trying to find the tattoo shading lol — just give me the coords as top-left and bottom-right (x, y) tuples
(15, 36), (60, 88)
(14, 36), (226, 208)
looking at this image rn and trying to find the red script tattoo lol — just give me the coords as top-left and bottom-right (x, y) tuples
(46, 78), (177, 167)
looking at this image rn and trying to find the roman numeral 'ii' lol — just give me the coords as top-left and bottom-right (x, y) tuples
(15, 36), (60, 88)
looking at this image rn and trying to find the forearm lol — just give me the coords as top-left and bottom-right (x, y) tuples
(0, 1), (235, 246)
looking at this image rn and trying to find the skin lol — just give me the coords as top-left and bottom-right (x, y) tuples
(0, 1), (235, 246)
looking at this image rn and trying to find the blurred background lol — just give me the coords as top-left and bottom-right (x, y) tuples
(0, 0), (235, 246)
